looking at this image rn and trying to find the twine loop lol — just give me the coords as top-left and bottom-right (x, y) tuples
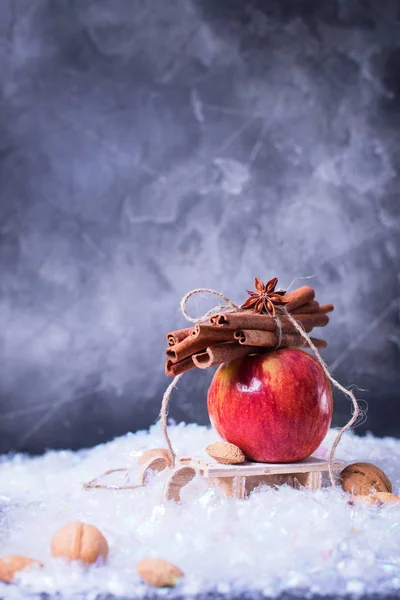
(180, 288), (241, 323)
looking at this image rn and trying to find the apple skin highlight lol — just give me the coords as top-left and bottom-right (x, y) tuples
(207, 348), (333, 463)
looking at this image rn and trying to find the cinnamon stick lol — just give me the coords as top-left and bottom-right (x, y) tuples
(280, 334), (327, 349)
(304, 337), (327, 349)
(192, 342), (261, 369)
(292, 301), (319, 314)
(209, 311), (325, 333)
(191, 323), (236, 341)
(166, 325), (234, 363)
(192, 335), (328, 371)
(319, 303), (334, 313)
(292, 302), (334, 314)
(166, 333), (327, 374)
(165, 356), (195, 376)
(166, 328), (192, 346)
(234, 330), (276, 347)
(293, 313), (329, 328)
(283, 286), (315, 312)
(210, 312), (276, 330)
(234, 329), (327, 349)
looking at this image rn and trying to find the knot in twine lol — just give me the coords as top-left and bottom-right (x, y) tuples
(161, 288), (360, 487)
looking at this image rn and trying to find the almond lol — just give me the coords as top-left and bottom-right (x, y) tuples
(138, 448), (173, 467)
(206, 441), (245, 465)
(0, 555), (43, 584)
(51, 521), (108, 564)
(137, 558), (184, 587)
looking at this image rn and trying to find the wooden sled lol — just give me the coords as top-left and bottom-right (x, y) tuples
(163, 456), (344, 502)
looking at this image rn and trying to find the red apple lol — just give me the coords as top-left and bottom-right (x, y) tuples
(207, 348), (333, 463)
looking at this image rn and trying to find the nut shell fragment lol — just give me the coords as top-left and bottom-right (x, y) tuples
(348, 492), (400, 507)
(0, 555), (43, 584)
(348, 494), (379, 507)
(371, 492), (400, 505)
(137, 558), (184, 587)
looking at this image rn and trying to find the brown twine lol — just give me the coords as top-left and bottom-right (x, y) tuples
(159, 373), (183, 468)
(283, 310), (360, 485)
(161, 288), (361, 487)
(273, 315), (283, 349)
(180, 288), (241, 323)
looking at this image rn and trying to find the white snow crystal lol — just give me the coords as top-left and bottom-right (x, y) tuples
(1, 423), (400, 598)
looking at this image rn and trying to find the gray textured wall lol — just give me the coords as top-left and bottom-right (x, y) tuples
(0, 0), (399, 453)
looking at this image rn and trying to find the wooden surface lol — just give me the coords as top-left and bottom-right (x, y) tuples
(163, 466), (197, 502)
(140, 455), (169, 485)
(178, 456), (343, 477)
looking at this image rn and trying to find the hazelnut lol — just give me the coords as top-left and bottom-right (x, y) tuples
(206, 441), (245, 465)
(138, 448), (173, 467)
(0, 555), (43, 583)
(137, 558), (184, 587)
(51, 521), (108, 564)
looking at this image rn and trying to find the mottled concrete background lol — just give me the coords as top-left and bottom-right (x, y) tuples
(0, 0), (399, 453)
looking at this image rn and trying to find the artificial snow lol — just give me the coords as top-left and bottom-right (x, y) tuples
(1, 423), (400, 599)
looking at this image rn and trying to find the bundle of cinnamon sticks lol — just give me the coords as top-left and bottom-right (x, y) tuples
(165, 286), (333, 377)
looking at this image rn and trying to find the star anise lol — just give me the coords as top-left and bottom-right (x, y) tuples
(241, 277), (288, 317)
